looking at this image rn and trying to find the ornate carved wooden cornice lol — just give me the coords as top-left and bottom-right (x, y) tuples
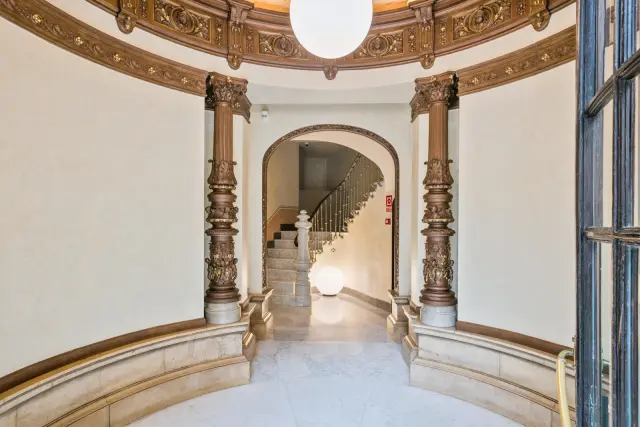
(410, 72), (458, 121)
(0, 0), (252, 120)
(0, 0), (208, 95)
(87, 0), (574, 79)
(457, 24), (575, 95)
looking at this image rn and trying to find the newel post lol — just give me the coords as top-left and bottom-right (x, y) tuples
(295, 210), (312, 307)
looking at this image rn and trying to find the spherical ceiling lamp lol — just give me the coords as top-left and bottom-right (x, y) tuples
(313, 266), (345, 296)
(290, 0), (373, 60)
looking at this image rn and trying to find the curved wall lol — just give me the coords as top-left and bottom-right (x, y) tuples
(0, 18), (205, 376)
(457, 62), (576, 346)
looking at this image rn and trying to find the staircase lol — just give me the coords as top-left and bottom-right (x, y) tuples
(266, 154), (383, 305)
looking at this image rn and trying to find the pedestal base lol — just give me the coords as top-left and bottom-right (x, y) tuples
(205, 301), (241, 325)
(386, 291), (410, 342)
(420, 304), (457, 327)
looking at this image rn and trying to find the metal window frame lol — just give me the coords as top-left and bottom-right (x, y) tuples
(577, 0), (639, 422)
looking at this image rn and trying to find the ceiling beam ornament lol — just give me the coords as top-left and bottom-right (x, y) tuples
(410, 0), (436, 69)
(226, 0), (253, 70)
(85, 0), (574, 78)
(116, 0), (137, 33)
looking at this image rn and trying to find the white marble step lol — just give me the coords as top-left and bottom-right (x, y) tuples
(273, 240), (296, 249)
(266, 268), (297, 281)
(266, 258), (295, 269)
(267, 248), (297, 259)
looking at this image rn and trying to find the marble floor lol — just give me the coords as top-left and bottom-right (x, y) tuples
(129, 294), (521, 427)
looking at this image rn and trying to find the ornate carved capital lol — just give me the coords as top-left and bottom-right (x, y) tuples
(116, 0), (137, 34)
(226, 0), (253, 69)
(205, 72), (248, 108)
(410, 72), (458, 121)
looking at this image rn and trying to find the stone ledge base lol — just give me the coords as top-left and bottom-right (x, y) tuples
(0, 320), (251, 427)
(411, 358), (573, 427)
(410, 320), (577, 427)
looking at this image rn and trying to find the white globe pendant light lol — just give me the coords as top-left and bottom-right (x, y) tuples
(290, 0), (373, 60)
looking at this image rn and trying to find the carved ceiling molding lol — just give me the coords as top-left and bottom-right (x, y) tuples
(410, 25), (575, 120)
(0, 0), (251, 120)
(87, 0), (573, 80)
(456, 24), (574, 95)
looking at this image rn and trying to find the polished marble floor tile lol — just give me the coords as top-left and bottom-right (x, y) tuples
(129, 295), (521, 427)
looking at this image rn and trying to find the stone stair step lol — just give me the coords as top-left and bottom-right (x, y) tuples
(266, 248), (297, 259)
(275, 231), (297, 240)
(267, 280), (295, 294)
(266, 258), (295, 269)
(266, 268), (297, 281)
(273, 240), (296, 249)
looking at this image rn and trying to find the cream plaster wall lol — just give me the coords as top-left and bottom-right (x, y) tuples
(266, 142), (300, 218)
(0, 20), (204, 376)
(312, 185), (393, 301)
(245, 105), (411, 296)
(457, 62), (576, 346)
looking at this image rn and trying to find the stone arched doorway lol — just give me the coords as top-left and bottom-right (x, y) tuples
(261, 124), (400, 292)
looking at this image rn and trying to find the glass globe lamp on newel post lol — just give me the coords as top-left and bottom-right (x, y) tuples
(290, 0), (373, 60)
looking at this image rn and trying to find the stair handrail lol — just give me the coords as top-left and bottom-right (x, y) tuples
(309, 153), (363, 219)
(307, 153), (383, 261)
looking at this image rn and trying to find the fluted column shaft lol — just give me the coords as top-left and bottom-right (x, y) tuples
(204, 73), (248, 325)
(417, 72), (457, 327)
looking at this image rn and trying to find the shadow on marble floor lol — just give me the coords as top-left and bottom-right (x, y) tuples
(128, 294), (522, 427)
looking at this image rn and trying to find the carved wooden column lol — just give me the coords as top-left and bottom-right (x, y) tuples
(204, 72), (248, 325)
(411, 72), (458, 327)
